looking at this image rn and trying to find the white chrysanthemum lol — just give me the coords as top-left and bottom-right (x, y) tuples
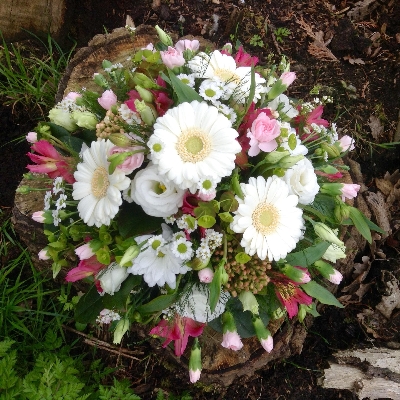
(148, 101), (241, 192)
(213, 101), (237, 125)
(170, 237), (193, 261)
(127, 237), (190, 289)
(72, 139), (130, 227)
(171, 284), (230, 323)
(176, 73), (195, 88)
(230, 175), (304, 261)
(127, 163), (185, 217)
(282, 158), (319, 205)
(187, 50), (266, 103)
(199, 79), (223, 102)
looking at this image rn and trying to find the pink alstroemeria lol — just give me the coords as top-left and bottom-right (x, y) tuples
(235, 46), (259, 67)
(125, 90), (142, 112)
(274, 279), (313, 319)
(27, 140), (75, 184)
(65, 256), (105, 282)
(307, 105), (329, 127)
(150, 314), (205, 357)
(341, 183), (360, 202)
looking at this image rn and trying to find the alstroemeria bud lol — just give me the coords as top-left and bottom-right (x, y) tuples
(93, 73), (109, 89)
(278, 154), (304, 169)
(113, 318), (130, 344)
(135, 85), (154, 103)
(155, 25), (173, 46)
(313, 260), (343, 284)
(334, 201), (351, 222)
(252, 315), (273, 353)
(238, 291), (259, 315)
(314, 222), (344, 247)
(280, 264), (311, 283)
(134, 100), (157, 126)
(132, 72), (157, 89)
(189, 338), (202, 383)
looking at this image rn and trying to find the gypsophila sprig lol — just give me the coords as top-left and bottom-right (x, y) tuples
(22, 25), (383, 383)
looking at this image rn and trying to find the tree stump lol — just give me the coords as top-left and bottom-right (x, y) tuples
(12, 25), (365, 386)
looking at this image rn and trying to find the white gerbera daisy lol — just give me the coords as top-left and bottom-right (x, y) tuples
(148, 101), (241, 192)
(230, 175), (304, 261)
(72, 139), (130, 227)
(187, 50), (266, 104)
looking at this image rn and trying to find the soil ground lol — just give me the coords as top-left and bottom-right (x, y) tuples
(1, 0), (400, 399)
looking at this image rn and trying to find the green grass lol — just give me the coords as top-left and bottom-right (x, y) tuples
(0, 31), (76, 118)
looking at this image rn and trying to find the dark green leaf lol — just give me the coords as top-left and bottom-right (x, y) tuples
(286, 241), (330, 268)
(309, 193), (337, 223)
(46, 122), (86, 153)
(137, 293), (177, 315)
(349, 207), (372, 243)
(167, 69), (202, 104)
(75, 285), (105, 324)
(301, 281), (343, 308)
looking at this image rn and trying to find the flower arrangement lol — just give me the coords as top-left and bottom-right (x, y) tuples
(22, 26), (382, 382)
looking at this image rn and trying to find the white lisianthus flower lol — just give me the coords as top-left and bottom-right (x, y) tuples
(187, 50), (266, 103)
(148, 101), (241, 192)
(127, 163), (185, 217)
(283, 158), (319, 205)
(171, 284), (230, 323)
(72, 139), (130, 227)
(230, 175), (304, 261)
(97, 262), (129, 295)
(49, 108), (77, 132)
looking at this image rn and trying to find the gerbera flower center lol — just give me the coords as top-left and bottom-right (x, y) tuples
(214, 68), (241, 84)
(252, 202), (280, 235)
(91, 166), (110, 198)
(276, 283), (296, 300)
(176, 128), (212, 163)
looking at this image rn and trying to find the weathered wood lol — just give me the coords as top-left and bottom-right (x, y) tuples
(322, 347), (400, 399)
(0, 0), (66, 41)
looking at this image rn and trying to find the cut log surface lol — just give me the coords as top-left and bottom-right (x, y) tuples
(323, 348), (400, 399)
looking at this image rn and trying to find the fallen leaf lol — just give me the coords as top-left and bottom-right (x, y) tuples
(368, 115), (384, 139)
(376, 271), (400, 319)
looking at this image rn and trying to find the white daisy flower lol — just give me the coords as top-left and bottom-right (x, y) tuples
(72, 139), (131, 227)
(213, 101), (237, 125)
(176, 214), (198, 233)
(148, 101), (241, 192)
(230, 175), (304, 261)
(176, 73), (195, 88)
(171, 237), (193, 261)
(199, 79), (223, 102)
(197, 176), (217, 196)
(187, 50), (266, 104)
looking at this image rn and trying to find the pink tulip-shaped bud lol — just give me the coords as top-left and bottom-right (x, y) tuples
(32, 211), (45, 223)
(337, 135), (355, 152)
(221, 331), (244, 351)
(26, 132), (37, 143)
(280, 71), (296, 86)
(198, 267), (214, 283)
(189, 338), (202, 383)
(64, 91), (82, 101)
(75, 243), (95, 260)
(341, 183), (360, 202)
(98, 89), (118, 110)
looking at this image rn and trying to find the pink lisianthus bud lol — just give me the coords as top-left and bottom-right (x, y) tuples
(32, 211), (45, 223)
(175, 39), (200, 52)
(109, 146), (144, 175)
(160, 47), (185, 69)
(98, 89), (118, 110)
(221, 331), (244, 351)
(341, 183), (360, 202)
(26, 132), (37, 143)
(280, 71), (296, 86)
(198, 267), (214, 283)
(337, 135), (355, 152)
(75, 243), (95, 260)
(38, 248), (50, 260)
(329, 269), (343, 284)
(64, 91), (81, 101)
(260, 335), (273, 353)
(247, 112), (281, 157)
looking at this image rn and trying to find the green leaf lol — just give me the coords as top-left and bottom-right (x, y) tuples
(219, 191), (239, 212)
(209, 262), (225, 313)
(348, 207), (372, 243)
(103, 275), (141, 310)
(286, 241), (330, 268)
(308, 193), (337, 223)
(74, 285), (105, 324)
(137, 293), (177, 315)
(46, 122), (86, 153)
(235, 252), (251, 264)
(118, 201), (163, 238)
(197, 215), (216, 228)
(167, 69), (203, 104)
(301, 281), (344, 308)
(218, 212), (234, 223)
(193, 201), (217, 218)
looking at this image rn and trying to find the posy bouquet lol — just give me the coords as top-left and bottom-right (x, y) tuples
(23, 26), (381, 382)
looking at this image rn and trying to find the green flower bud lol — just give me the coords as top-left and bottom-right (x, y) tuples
(135, 85), (154, 103)
(189, 338), (202, 383)
(334, 201), (351, 222)
(187, 257), (211, 271)
(155, 25), (173, 46)
(320, 142), (341, 159)
(264, 150), (290, 164)
(132, 72), (157, 89)
(134, 100), (157, 126)
(93, 73), (109, 89)
(222, 311), (237, 333)
(113, 318), (130, 344)
(239, 291), (259, 315)
(119, 245), (141, 267)
(72, 111), (98, 130)
(278, 154), (304, 169)
(320, 182), (343, 197)
(108, 133), (132, 148)
(267, 80), (286, 100)
(314, 222), (344, 247)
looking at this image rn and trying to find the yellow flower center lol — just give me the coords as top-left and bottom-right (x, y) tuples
(252, 202), (280, 235)
(176, 128), (212, 163)
(214, 68), (241, 84)
(91, 166), (110, 198)
(276, 283), (296, 300)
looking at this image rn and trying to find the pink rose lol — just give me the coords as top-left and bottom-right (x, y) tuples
(64, 91), (81, 101)
(198, 267), (214, 283)
(160, 46), (185, 69)
(110, 146), (144, 175)
(175, 39), (200, 52)
(26, 131), (37, 143)
(98, 89), (118, 110)
(221, 331), (244, 351)
(338, 135), (355, 152)
(247, 112), (281, 156)
(280, 71), (296, 86)
(341, 183), (360, 201)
